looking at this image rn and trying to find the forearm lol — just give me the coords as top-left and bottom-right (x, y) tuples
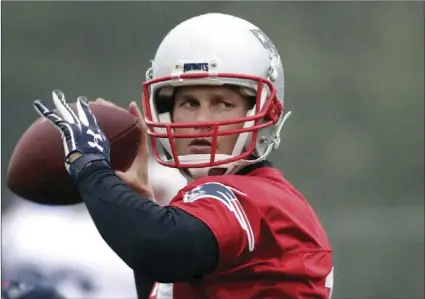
(72, 159), (218, 281)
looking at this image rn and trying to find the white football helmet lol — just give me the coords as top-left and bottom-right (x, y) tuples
(142, 13), (291, 179)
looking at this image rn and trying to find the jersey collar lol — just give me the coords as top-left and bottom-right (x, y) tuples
(235, 160), (274, 176)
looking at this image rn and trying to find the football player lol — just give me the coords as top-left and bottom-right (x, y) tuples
(33, 13), (334, 299)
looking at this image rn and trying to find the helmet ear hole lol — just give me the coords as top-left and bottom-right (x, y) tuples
(155, 87), (175, 114)
(247, 96), (256, 110)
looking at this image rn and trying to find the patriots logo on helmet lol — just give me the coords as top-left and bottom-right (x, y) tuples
(250, 28), (278, 58)
(183, 62), (209, 73)
(183, 182), (255, 252)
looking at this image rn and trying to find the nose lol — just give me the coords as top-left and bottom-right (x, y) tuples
(193, 108), (214, 132)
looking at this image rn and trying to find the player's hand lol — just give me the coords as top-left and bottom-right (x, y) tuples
(33, 90), (110, 173)
(115, 101), (154, 201)
(93, 98), (154, 200)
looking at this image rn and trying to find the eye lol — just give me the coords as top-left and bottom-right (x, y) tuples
(179, 99), (199, 108)
(218, 101), (234, 109)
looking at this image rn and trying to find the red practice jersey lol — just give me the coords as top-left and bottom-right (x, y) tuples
(149, 163), (333, 299)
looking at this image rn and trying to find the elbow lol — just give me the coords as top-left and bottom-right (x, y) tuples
(134, 229), (190, 282)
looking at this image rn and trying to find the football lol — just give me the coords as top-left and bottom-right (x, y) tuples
(6, 102), (141, 205)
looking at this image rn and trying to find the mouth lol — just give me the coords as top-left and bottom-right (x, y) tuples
(188, 139), (215, 154)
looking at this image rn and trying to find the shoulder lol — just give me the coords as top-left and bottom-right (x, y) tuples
(171, 166), (290, 206)
(175, 169), (319, 232)
(182, 180), (245, 203)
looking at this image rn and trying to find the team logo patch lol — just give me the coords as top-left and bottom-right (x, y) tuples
(183, 182), (255, 252)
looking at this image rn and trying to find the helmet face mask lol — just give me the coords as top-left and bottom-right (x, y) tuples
(141, 13), (290, 179)
(142, 72), (283, 170)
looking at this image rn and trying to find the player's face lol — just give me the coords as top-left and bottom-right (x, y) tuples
(172, 86), (251, 156)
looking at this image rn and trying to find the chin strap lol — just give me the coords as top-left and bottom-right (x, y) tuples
(272, 110), (292, 150)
